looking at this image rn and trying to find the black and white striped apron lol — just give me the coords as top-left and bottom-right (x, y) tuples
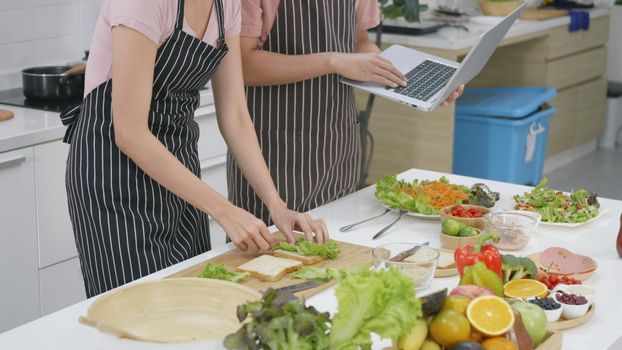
(60, 0), (228, 297)
(228, 0), (361, 224)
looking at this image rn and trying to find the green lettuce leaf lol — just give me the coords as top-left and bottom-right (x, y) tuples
(329, 267), (422, 350)
(292, 267), (341, 282)
(277, 239), (340, 259)
(198, 263), (248, 283)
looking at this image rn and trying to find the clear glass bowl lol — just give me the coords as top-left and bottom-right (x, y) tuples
(484, 211), (540, 251)
(372, 243), (439, 292)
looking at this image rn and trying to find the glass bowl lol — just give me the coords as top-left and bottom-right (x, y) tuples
(484, 211), (540, 251)
(372, 243), (439, 292)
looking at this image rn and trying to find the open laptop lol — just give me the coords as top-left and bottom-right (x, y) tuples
(342, 2), (526, 112)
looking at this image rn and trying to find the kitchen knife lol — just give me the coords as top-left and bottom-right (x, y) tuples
(390, 241), (430, 262)
(275, 280), (325, 294)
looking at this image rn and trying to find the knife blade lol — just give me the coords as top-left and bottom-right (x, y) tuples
(390, 241), (430, 262)
(275, 280), (325, 294)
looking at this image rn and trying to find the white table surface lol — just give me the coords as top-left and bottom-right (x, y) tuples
(379, 7), (610, 51)
(1, 168), (620, 349)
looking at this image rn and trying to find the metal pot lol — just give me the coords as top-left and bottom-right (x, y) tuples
(22, 66), (85, 100)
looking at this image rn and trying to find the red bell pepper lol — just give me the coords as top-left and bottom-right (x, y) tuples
(454, 233), (502, 278)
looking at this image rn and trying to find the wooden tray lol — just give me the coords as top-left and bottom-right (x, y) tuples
(169, 232), (374, 299)
(529, 253), (596, 281)
(536, 331), (563, 350)
(520, 8), (568, 20)
(548, 304), (595, 332)
(434, 248), (458, 278)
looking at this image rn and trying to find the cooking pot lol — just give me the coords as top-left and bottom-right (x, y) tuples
(22, 66), (85, 100)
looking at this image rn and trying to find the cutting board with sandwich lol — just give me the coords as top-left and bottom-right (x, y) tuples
(169, 232), (375, 298)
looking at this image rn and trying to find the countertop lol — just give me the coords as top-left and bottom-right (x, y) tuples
(0, 168), (620, 349)
(379, 7), (610, 51)
(0, 88), (214, 154)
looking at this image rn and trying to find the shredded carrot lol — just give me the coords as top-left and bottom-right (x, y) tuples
(397, 181), (469, 209)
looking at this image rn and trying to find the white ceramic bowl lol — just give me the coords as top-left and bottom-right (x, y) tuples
(528, 297), (562, 322)
(554, 292), (590, 319)
(553, 284), (596, 306)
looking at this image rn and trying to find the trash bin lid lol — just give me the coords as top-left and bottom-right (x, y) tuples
(456, 87), (557, 119)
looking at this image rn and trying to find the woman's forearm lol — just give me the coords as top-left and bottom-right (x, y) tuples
(115, 129), (232, 218)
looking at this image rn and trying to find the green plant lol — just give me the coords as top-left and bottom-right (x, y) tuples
(378, 0), (428, 23)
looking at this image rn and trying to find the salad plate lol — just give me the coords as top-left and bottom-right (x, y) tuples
(539, 207), (610, 228)
(375, 175), (497, 219)
(513, 178), (602, 227)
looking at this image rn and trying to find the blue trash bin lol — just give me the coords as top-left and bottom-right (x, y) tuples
(453, 87), (557, 185)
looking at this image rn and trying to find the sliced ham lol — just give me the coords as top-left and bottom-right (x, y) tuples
(539, 247), (597, 274)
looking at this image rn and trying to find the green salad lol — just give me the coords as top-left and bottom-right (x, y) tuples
(198, 263), (248, 283)
(277, 239), (340, 259)
(513, 178), (600, 223)
(375, 175), (471, 215)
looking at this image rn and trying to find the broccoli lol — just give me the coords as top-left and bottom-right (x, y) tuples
(501, 254), (539, 283)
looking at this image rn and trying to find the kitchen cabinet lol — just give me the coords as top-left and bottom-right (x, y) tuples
(0, 147), (40, 333)
(34, 141), (76, 268)
(39, 257), (85, 316)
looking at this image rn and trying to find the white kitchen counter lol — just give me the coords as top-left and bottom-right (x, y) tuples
(380, 7), (610, 51)
(0, 168), (620, 349)
(0, 88), (214, 154)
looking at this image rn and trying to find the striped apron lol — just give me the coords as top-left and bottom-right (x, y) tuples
(60, 0), (228, 297)
(228, 0), (361, 224)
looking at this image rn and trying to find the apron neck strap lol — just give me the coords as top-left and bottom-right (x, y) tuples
(214, 0), (226, 47)
(175, 0), (185, 31)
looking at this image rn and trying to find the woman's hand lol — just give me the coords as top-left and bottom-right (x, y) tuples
(441, 84), (465, 106)
(330, 52), (407, 88)
(213, 204), (276, 253)
(269, 202), (329, 245)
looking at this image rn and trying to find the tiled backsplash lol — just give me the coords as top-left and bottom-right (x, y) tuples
(0, 0), (103, 90)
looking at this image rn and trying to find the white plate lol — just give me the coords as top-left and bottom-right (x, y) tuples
(539, 207), (610, 228)
(380, 203), (441, 220)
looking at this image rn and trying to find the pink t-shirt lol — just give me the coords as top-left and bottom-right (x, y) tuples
(241, 0), (380, 47)
(84, 0), (241, 96)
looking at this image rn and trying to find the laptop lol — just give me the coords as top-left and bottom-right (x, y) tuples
(342, 2), (526, 112)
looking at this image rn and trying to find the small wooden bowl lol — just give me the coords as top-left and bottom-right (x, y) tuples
(440, 205), (490, 230)
(440, 229), (482, 251)
(80, 278), (262, 343)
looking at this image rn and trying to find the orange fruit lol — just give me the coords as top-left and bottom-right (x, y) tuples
(466, 296), (515, 337)
(503, 279), (548, 299)
(482, 337), (517, 350)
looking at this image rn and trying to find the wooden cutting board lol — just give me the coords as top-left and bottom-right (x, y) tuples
(168, 232), (375, 299)
(519, 8), (568, 20)
(0, 109), (14, 122)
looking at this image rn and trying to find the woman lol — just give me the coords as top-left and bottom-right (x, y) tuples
(61, 0), (326, 298)
(229, 0), (464, 224)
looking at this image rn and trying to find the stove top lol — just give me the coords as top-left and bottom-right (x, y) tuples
(0, 88), (82, 113)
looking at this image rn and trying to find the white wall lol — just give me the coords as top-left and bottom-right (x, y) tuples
(0, 0), (103, 90)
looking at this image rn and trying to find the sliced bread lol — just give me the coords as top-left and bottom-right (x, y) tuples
(273, 249), (324, 265)
(237, 255), (303, 282)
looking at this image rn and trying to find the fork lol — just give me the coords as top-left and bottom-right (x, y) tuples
(339, 208), (391, 232)
(372, 210), (407, 240)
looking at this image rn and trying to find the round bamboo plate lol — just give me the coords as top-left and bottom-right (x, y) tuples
(548, 304), (595, 332)
(80, 278), (261, 343)
(434, 248), (458, 278)
(528, 253), (596, 281)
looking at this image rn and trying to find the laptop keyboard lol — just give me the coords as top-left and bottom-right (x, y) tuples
(392, 60), (457, 102)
